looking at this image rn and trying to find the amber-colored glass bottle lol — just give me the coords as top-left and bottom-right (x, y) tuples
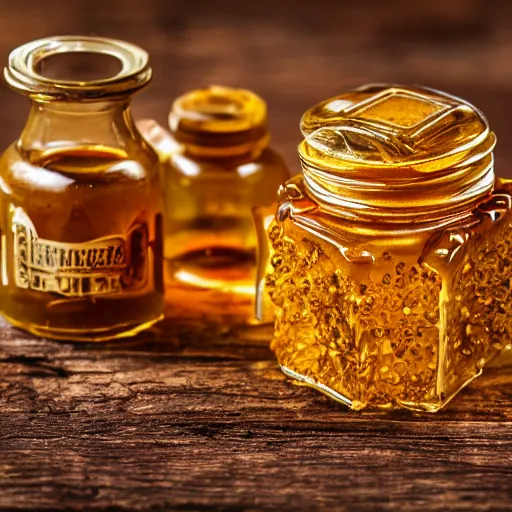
(139, 86), (289, 324)
(0, 36), (164, 341)
(257, 84), (512, 412)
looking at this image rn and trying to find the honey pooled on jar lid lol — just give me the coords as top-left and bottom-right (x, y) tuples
(297, 84), (496, 220)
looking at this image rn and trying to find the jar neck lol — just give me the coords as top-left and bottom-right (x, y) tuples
(19, 99), (138, 154)
(173, 127), (270, 160)
(168, 86), (271, 160)
(300, 152), (495, 224)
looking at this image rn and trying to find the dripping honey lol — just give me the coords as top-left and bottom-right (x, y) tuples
(259, 85), (512, 411)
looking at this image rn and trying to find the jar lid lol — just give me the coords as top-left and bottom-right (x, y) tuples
(299, 84), (495, 173)
(297, 85), (497, 222)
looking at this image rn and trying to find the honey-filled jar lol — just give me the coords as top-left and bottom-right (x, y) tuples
(139, 86), (290, 324)
(257, 84), (512, 412)
(0, 36), (164, 341)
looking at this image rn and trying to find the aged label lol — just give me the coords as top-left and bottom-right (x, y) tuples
(12, 207), (147, 297)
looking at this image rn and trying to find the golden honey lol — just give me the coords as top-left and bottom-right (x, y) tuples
(140, 86), (289, 324)
(258, 84), (512, 411)
(0, 36), (164, 341)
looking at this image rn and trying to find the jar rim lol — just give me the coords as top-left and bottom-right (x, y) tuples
(169, 86), (268, 134)
(167, 85), (270, 157)
(4, 35), (152, 101)
(297, 84), (497, 222)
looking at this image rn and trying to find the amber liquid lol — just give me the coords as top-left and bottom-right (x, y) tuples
(172, 246), (255, 289)
(165, 245), (256, 322)
(0, 144), (164, 341)
(163, 148), (289, 324)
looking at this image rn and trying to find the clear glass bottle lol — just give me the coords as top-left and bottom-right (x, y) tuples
(0, 36), (164, 341)
(139, 86), (290, 324)
(257, 84), (512, 412)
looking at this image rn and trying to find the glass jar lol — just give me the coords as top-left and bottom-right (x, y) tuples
(0, 36), (164, 341)
(139, 86), (290, 325)
(257, 84), (512, 412)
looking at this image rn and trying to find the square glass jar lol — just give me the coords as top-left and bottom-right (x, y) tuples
(258, 85), (512, 411)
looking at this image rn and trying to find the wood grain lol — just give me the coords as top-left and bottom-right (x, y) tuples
(1, 0), (512, 510)
(1, 318), (512, 511)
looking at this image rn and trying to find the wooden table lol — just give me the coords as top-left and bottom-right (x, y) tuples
(1, 0), (512, 510)
(1, 319), (512, 511)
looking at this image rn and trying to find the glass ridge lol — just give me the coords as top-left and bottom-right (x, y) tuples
(4, 36), (152, 101)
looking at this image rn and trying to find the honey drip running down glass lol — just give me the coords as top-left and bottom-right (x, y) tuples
(139, 86), (289, 324)
(0, 36), (164, 341)
(257, 84), (512, 411)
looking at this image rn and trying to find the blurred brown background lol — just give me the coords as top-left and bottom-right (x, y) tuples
(0, 0), (511, 172)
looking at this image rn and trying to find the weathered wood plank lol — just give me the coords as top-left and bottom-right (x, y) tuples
(1, 318), (512, 511)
